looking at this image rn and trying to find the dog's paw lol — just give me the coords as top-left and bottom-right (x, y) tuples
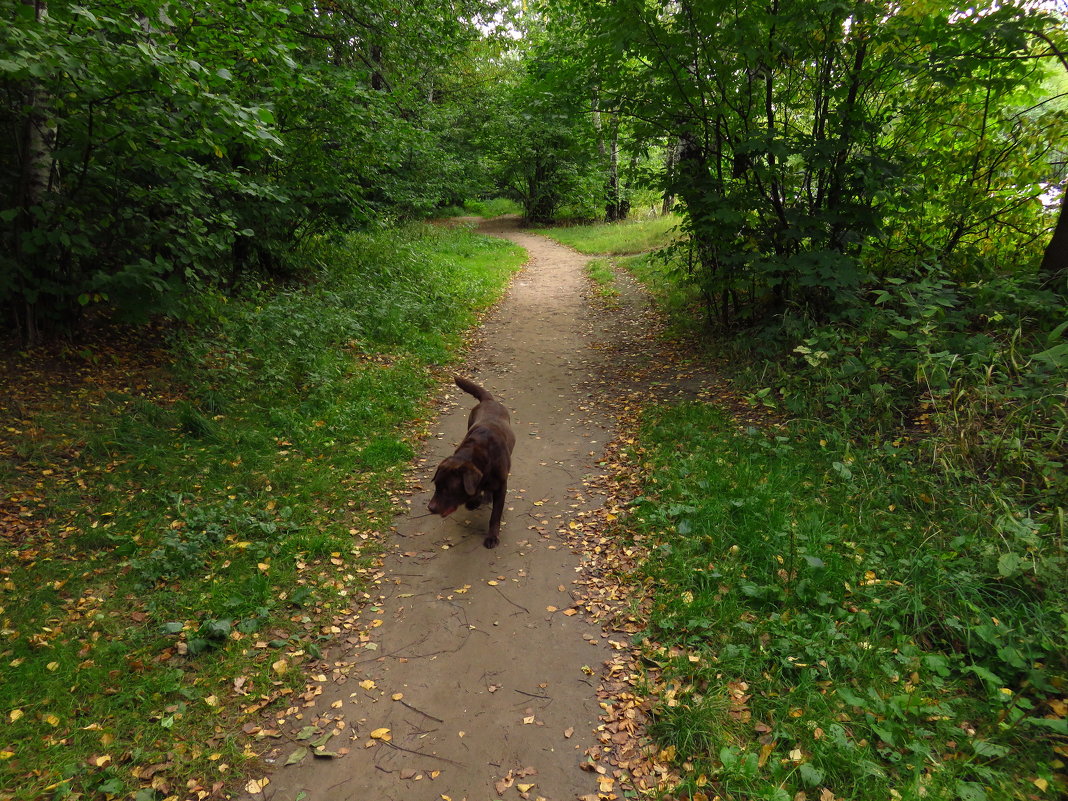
(483, 535), (499, 549)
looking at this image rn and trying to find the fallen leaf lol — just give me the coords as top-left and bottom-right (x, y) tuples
(564, 727), (574, 738)
(284, 747), (309, 766)
(245, 778), (268, 794)
(370, 728), (391, 741)
(359, 679), (376, 690)
(272, 659), (288, 675)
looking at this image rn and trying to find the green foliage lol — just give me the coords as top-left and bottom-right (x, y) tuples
(630, 403), (1065, 800)
(546, 0), (1064, 324)
(0, 223), (524, 799)
(0, 0), (495, 341)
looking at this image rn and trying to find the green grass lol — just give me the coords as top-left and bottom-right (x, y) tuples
(541, 213), (681, 255)
(585, 258), (621, 299)
(627, 403), (1065, 800)
(0, 223), (525, 800)
(462, 197), (522, 218)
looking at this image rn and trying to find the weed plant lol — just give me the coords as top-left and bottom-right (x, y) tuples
(0, 224), (524, 799)
(631, 404), (1065, 800)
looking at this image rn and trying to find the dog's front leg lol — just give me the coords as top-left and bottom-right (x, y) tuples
(484, 484), (506, 549)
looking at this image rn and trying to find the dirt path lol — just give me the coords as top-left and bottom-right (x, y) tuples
(250, 216), (650, 801)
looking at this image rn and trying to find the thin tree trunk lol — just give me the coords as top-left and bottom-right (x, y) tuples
(606, 117), (622, 221)
(662, 138), (679, 215)
(15, 0), (58, 345)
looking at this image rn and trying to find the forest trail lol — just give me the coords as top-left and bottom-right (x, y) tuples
(249, 216), (653, 801)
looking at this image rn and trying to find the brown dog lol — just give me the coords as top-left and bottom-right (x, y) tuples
(428, 376), (515, 548)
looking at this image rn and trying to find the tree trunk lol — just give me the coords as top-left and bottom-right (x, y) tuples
(1040, 187), (1067, 295)
(15, 0), (58, 345)
(662, 138), (678, 215)
(605, 118), (623, 221)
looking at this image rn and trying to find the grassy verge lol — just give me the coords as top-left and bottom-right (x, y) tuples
(628, 403), (1064, 800)
(0, 223), (524, 800)
(435, 197), (522, 219)
(585, 259), (621, 300)
(541, 214), (680, 255)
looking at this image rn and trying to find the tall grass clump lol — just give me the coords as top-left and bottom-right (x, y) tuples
(0, 223), (524, 800)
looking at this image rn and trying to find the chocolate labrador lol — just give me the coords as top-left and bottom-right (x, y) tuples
(428, 376), (515, 548)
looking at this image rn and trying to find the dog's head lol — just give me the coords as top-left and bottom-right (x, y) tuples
(427, 456), (483, 518)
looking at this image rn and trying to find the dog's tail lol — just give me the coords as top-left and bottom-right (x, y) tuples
(454, 375), (493, 401)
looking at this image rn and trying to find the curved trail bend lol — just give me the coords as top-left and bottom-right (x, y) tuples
(254, 216), (648, 801)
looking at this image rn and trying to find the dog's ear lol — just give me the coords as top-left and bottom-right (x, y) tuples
(462, 464), (483, 496)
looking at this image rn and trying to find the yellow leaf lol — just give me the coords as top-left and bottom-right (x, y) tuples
(391, 693), (404, 701)
(9, 709), (23, 723)
(46, 662), (59, 672)
(204, 694), (219, 708)
(1033, 778), (1048, 791)
(272, 659), (288, 675)
(758, 742), (774, 767)
(45, 714), (60, 726)
(245, 778), (268, 794)
(0, 750), (13, 760)
(359, 679), (376, 690)
(487, 580), (499, 586)
(370, 728), (391, 741)
(517, 783), (535, 792)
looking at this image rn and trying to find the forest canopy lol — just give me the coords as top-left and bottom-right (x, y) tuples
(1, 0), (1065, 342)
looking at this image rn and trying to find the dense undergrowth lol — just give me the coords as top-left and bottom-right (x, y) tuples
(0, 223), (524, 800)
(632, 405), (1064, 799)
(545, 216), (1067, 799)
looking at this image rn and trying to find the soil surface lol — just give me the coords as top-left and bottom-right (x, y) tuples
(250, 216), (659, 801)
